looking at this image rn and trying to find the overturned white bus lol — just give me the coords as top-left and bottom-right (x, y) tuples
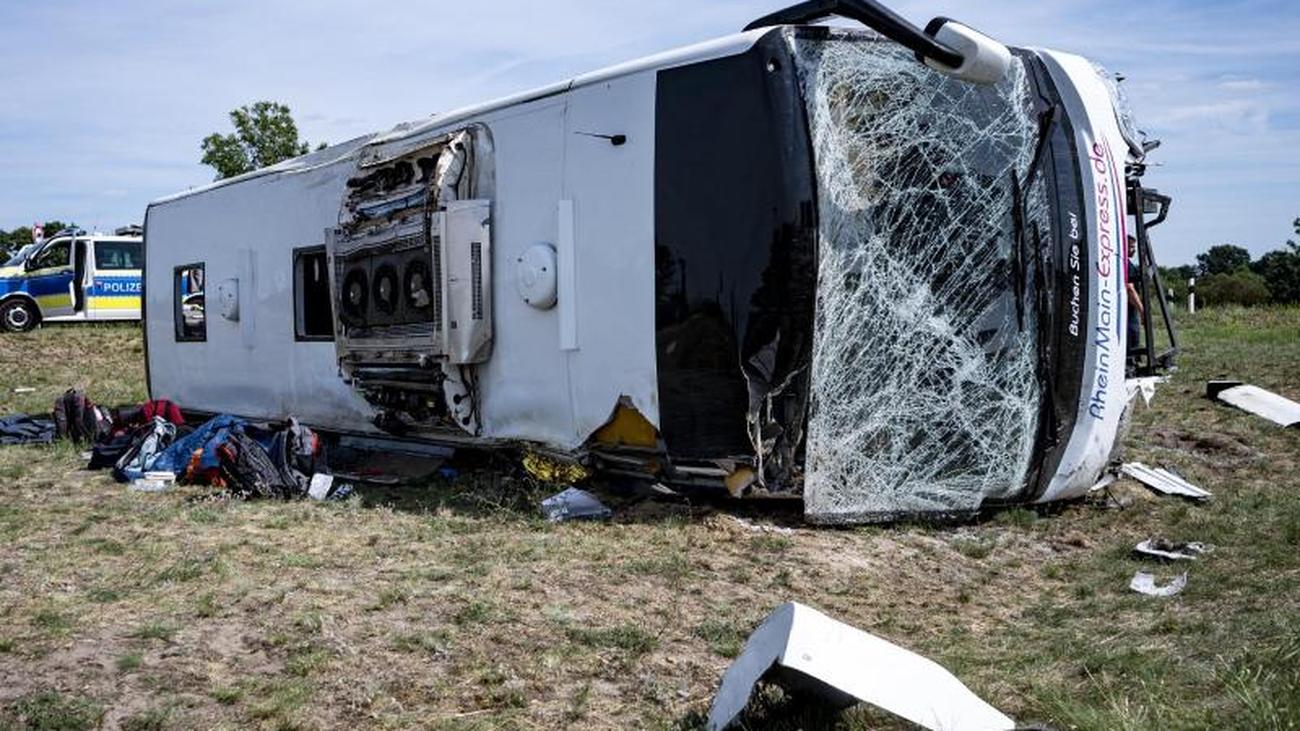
(144, 1), (1177, 522)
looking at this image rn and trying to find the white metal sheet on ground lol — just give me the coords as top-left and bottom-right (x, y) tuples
(1121, 462), (1212, 500)
(1135, 539), (1211, 561)
(1130, 570), (1188, 597)
(707, 602), (1014, 731)
(1215, 385), (1300, 427)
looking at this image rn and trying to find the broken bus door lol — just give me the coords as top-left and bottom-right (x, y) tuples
(1127, 183), (1176, 376)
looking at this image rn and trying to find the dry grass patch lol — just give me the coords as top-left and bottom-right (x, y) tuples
(0, 313), (1297, 728)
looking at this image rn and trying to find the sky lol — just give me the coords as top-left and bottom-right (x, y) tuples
(0, 0), (1296, 264)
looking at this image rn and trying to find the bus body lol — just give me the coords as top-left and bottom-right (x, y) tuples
(0, 232), (143, 332)
(144, 17), (1174, 522)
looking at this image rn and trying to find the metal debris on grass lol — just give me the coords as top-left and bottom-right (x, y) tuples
(1207, 380), (1300, 428)
(1121, 462), (1212, 501)
(1089, 471), (1118, 493)
(523, 452), (591, 484)
(707, 602), (1014, 731)
(1127, 376), (1167, 408)
(1135, 538), (1213, 562)
(1129, 570), (1188, 597)
(541, 487), (612, 523)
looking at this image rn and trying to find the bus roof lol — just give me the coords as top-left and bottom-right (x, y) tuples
(148, 29), (769, 208)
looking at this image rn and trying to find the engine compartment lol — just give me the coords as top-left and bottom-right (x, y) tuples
(327, 126), (495, 437)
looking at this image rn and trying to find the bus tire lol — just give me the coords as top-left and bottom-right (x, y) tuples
(0, 299), (38, 333)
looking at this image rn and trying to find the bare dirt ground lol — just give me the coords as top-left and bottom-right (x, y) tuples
(0, 310), (1298, 730)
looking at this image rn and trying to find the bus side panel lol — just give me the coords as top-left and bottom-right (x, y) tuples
(559, 71), (660, 443)
(145, 74), (662, 451)
(145, 164), (377, 432)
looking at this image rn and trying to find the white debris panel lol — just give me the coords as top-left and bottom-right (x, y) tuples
(707, 602), (1014, 731)
(793, 34), (1046, 521)
(1209, 381), (1300, 428)
(1122, 462), (1212, 501)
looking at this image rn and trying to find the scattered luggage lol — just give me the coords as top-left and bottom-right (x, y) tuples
(87, 429), (139, 470)
(151, 414), (245, 480)
(127, 412), (342, 501)
(114, 399), (186, 429)
(113, 417), (180, 483)
(52, 389), (112, 443)
(3, 389), (347, 503)
(217, 430), (302, 499)
(0, 414), (56, 446)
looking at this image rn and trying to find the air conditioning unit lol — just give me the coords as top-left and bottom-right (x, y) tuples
(325, 127), (493, 435)
(438, 199), (492, 365)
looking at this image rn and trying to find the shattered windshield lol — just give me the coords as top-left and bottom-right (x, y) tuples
(794, 32), (1048, 521)
(4, 243), (37, 267)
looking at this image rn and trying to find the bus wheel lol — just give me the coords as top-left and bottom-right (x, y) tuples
(0, 299), (38, 333)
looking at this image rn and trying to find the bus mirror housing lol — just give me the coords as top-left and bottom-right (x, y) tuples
(746, 2), (1010, 85)
(920, 19), (1011, 85)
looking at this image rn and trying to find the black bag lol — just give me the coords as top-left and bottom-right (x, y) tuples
(52, 389), (112, 443)
(270, 418), (325, 483)
(88, 431), (137, 470)
(217, 431), (301, 500)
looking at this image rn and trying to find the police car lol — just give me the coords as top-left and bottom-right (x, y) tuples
(0, 226), (143, 332)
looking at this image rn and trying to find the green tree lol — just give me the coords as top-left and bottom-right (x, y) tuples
(1196, 244), (1252, 277)
(0, 220), (71, 261)
(200, 101), (320, 180)
(1251, 218), (1300, 303)
(1198, 269), (1272, 307)
(1158, 265), (1191, 304)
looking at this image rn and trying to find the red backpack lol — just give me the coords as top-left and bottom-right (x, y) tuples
(139, 399), (184, 426)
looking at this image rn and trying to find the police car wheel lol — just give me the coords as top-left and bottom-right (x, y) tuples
(0, 300), (37, 333)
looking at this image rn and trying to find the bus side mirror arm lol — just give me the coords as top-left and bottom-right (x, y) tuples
(745, 0), (1011, 85)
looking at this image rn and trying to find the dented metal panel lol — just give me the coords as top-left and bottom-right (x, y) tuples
(654, 31), (817, 479)
(707, 602), (1015, 730)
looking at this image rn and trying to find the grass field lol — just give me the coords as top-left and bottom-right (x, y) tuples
(0, 310), (1297, 730)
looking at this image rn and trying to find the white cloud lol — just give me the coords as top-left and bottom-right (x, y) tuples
(1219, 77), (1268, 92)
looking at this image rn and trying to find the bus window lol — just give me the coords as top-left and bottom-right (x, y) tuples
(175, 263), (206, 341)
(294, 246), (334, 341)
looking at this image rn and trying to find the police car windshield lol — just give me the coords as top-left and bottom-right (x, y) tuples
(4, 243), (37, 267)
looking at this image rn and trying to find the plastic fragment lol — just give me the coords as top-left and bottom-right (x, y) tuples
(1129, 570), (1187, 597)
(1121, 462), (1211, 501)
(541, 487), (611, 523)
(1208, 381), (1300, 427)
(308, 473), (334, 501)
(129, 471), (177, 493)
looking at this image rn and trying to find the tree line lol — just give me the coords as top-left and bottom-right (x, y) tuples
(1, 102), (317, 260)
(1159, 218), (1300, 307)
(0, 222), (69, 261)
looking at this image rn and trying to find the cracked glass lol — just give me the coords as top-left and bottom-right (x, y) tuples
(793, 33), (1049, 521)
